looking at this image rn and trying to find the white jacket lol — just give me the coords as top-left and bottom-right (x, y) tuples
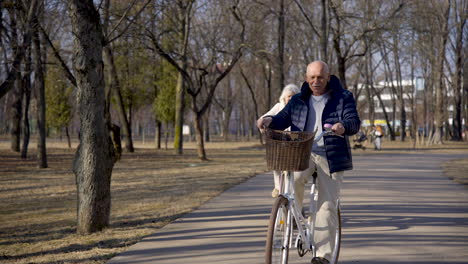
(261, 102), (285, 118)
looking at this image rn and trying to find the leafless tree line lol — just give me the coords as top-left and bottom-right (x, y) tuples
(0, 0), (466, 233)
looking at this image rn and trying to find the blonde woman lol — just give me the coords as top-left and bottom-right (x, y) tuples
(258, 83), (300, 197)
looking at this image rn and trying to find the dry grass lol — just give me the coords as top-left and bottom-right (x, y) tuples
(441, 158), (468, 187)
(0, 138), (266, 264)
(0, 136), (467, 263)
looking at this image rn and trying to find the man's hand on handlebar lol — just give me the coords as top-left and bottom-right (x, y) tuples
(331, 122), (345, 135)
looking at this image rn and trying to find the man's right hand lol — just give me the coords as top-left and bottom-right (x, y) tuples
(256, 116), (273, 131)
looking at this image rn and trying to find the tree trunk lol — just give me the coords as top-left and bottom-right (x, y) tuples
(433, 1), (450, 144)
(222, 79), (233, 142)
(277, 0), (285, 90)
(109, 124), (121, 161)
(204, 106), (211, 143)
(194, 112), (207, 160)
(164, 123), (169, 150)
(155, 120), (161, 149)
(380, 43), (397, 141)
(8, 9), (22, 152)
(336, 54), (347, 90)
(451, 3), (466, 141)
(102, 46), (134, 152)
(392, 33), (406, 141)
(464, 30), (468, 141)
(410, 38), (417, 146)
(0, 0), (38, 100)
(240, 66), (263, 144)
(21, 47), (32, 159)
(364, 52), (374, 125)
(331, 4), (347, 90)
(66, 126), (71, 148)
(263, 62), (273, 109)
(69, 0), (115, 235)
(320, 0), (328, 61)
(172, 1), (192, 155)
(33, 17), (48, 168)
(422, 54), (434, 139)
(173, 72), (185, 154)
(10, 69), (22, 152)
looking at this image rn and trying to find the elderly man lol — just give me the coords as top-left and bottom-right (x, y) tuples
(257, 61), (360, 264)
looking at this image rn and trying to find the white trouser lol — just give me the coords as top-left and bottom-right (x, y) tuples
(293, 153), (343, 260)
(374, 137), (382, 150)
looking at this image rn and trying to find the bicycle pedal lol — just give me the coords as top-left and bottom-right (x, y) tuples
(294, 234), (301, 248)
(295, 235), (308, 257)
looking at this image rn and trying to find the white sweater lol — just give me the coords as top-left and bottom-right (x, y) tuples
(261, 102), (285, 118)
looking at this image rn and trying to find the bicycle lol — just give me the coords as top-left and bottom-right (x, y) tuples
(264, 124), (343, 264)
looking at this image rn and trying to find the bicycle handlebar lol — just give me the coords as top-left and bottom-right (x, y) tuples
(313, 124), (344, 142)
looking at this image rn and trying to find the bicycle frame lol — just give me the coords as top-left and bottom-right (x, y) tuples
(279, 170), (317, 256)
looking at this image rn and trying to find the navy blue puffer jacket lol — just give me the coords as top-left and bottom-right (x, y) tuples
(269, 75), (361, 173)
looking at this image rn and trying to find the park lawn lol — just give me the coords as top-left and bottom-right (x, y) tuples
(0, 137), (467, 263)
(0, 139), (267, 264)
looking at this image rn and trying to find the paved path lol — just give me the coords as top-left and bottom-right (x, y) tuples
(108, 153), (468, 264)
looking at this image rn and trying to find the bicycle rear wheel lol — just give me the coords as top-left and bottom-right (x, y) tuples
(265, 196), (291, 264)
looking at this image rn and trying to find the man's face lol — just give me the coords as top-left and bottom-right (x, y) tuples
(305, 63), (330, 96)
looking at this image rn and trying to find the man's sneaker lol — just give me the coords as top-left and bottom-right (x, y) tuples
(271, 188), (279, 198)
(311, 257), (330, 264)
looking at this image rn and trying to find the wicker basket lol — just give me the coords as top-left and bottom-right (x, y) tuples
(265, 129), (316, 171)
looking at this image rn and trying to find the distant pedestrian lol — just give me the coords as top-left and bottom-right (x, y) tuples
(373, 125), (384, 150)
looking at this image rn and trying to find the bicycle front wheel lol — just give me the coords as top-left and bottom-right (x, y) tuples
(265, 196), (291, 264)
(331, 207), (342, 264)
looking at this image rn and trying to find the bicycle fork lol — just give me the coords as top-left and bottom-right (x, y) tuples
(307, 180), (318, 258)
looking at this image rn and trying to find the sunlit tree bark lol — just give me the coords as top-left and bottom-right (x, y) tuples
(68, 0), (115, 234)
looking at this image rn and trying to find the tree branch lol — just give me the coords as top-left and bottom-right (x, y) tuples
(293, 0), (321, 37)
(0, 0), (38, 99)
(39, 24), (77, 87)
(106, 0), (152, 44)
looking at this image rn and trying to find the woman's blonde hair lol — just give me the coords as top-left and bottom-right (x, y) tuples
(279, 84), (300, 105)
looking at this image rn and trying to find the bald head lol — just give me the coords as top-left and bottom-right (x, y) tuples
(305, 61), (330, 96)
(306, 60), (329, 76)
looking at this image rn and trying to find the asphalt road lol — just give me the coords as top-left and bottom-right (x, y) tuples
(108, 152), (468, 264)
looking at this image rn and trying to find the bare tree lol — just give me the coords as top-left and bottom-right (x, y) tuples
(391, 32), (407, 141)
(33, 1), (48, 168)
(149, 1), (245, 160)
(277, 0), (286, 89)
(7, 7), (23, 152)
(21, 47), (31, 158)
(240, 64), (263, 144)
(214, 68), (239, 141)
(464, 26), (468, 141)
(450, 0), (467, 141)
(329, 0), (404, 90)
(0, 0), (38, 99)
(433, 0), (451, 144)
(142, 0), (193, 154)
(293, 0), (329, 61)
(68, 0), (116, 234)
(101, 0), (151, 153)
